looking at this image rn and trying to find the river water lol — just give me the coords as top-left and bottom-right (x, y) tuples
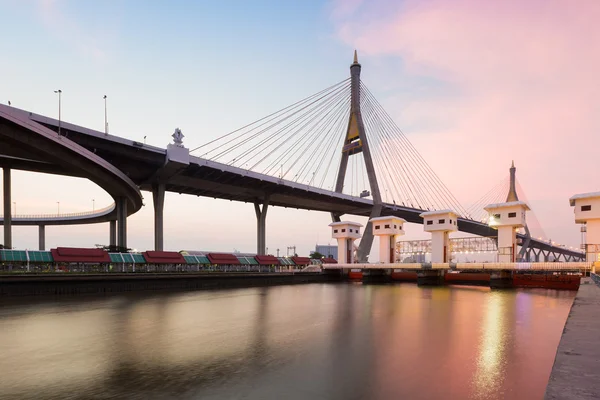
(0, 283), (574, 400)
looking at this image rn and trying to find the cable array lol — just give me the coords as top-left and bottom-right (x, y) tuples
(515, 179), (548, 241)
(467, 176), (549, 241)
(466, 177), (510, 222)
(191, 79), (351, 189)
(190, 78), (470, 214)
(360, 82), (469, 215)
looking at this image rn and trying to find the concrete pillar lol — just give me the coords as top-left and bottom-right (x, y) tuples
(3, 168), (11, 249)
(497, 226), (517, 263)
(254, 196), (269, 255)
(420, 210), (458, 263)
(116, 197), (127, 249)
(432, 231), (451, 263)
(152, 183), (165, 251)
(370, 216), (405, 263)
(333, 53), (382, 263)
(569, 193), (600, 263)
(484, 201), (529, 263)
(38, 225), (45, 251)
(109, 220), (116, 247)
(484, 163), (529, 263)
(329, 221), (363, 263)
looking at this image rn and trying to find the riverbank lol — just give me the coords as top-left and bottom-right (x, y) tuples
(545, 275), (600, 399)
(0, 272), (339, 297)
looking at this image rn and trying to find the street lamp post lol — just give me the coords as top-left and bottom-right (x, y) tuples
(103, 95), (108, 135)
(54, 90), (62, 136)
(57, 201), (60, 216)
(92, 199), (95, 212)
(13, 202), (16, 217)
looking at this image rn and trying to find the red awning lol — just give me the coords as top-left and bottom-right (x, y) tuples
(254, 255), (280, 265)
(291, 256), (311, 266)
(322, 257), (337, 264)
(207, 253), (241, 265)
(51, 247), (110, 263)
(142, 251), (186, 264)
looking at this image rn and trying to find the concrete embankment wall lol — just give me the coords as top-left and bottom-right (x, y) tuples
(0, 272), (340, 297)
(544, 274), (600, 399)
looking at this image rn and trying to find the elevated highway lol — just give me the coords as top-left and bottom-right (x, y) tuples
(0, 104), (584, 260)
(0, 105), (143, 249)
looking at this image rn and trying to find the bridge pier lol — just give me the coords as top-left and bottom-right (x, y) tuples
(362, 268), (391, 283)
(109, 220), (116, 247)
(490, 270), (513, 289)
(254, 196), (269, 255)
(152, 183), (165, 251)
(370, 216), (405, 263)
(420, 210), (458, 263)
(3, 167), (11, 249)
(38, 225), (45, 251)
(116, 197), (127, 249)
(417, 270), (444, 286)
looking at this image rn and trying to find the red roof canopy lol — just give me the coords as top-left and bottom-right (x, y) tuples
(322, 257), (337, 264)
(207, 253), (241, 265)
(142, 251), (185, 264)
(291, 256), (311, 266)
(254, 255), (280, 265)
(51, 247), (110, 263)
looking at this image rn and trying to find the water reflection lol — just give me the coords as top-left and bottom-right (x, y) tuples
(473, 292), (509, 398)
(0, 284), (575, 400)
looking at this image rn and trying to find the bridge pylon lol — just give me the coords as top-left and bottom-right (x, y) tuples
(484, 162), (530, 262)
(332, 51), (383, 262)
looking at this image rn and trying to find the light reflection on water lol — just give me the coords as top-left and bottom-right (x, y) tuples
(0, 284), (574, 399)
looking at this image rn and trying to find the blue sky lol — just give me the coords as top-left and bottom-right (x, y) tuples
(0, 0), (594, 255)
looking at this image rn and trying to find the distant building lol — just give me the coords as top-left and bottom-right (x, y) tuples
(313, 245), (338, 260)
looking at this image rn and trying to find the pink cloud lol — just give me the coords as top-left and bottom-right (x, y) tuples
(331, 0), (600, 245)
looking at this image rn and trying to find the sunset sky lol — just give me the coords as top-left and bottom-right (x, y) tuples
(0, 0), (598, 257)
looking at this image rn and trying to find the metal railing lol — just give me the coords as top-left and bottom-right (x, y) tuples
(323, 262), (592, 272)
(0, 203), (114, 220)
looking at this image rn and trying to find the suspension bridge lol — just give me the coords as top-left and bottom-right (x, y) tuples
(0, 52), (584, 261)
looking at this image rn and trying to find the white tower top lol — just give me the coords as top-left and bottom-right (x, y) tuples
(420, 209), (458, 232)
(369, 216), (406, 236)
(569, 192), (600, 223)
(329, 221), (363, 239)
(484, 201), (529, 228)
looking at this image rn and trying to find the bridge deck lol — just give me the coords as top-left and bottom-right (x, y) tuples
(0, 104), (584, 259)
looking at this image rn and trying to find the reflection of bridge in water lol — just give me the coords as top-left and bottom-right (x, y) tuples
(0, 284), (573, 399)
(0, 52), (583, 261)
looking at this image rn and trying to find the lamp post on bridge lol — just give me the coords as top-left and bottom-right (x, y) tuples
(54, 90), (62, 136)
(103, 95), (109, 135)
(92, 199), (95, 212)
(57, 201), (60, 216)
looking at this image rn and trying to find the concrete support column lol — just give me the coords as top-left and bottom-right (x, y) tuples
(497, 227), (517, 263)
(152, 183), (165, 251)
(431, 231), (451, 263)
(116, 197), (127, 249)
(333, 238), (355, 264)
(377, 234), (398, 263)
(254, 196), (270, 255)
(38, 225), (45, 251)
(3, 168), (12, 249)
(330, 221), (363, 264)
(109, 220), (116, 247)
